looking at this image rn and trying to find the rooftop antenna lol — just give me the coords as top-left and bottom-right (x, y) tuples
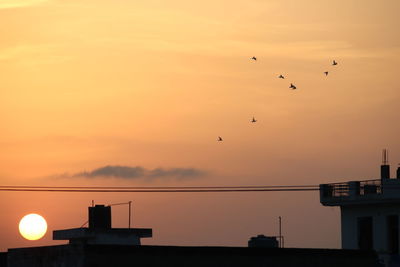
(278, 216), (284, 248)
(80, 200), (94, 227)
(381, 149), (391, 179)
(382, 149), (389, 165)
(108, 201), (132, 228)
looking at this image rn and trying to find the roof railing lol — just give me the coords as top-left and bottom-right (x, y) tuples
(321, 179), (383, 198)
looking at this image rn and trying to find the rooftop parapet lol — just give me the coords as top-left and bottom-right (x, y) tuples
(320, 178), (400, 206)
(53, 228), (152, 245)
(53, 203), (152, 245)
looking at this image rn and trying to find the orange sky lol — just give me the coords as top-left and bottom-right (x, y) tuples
(0, 0), (399, 251)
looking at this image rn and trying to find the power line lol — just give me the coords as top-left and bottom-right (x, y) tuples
(0, 184), (319, 193)
(3, 183), (400, 193)
(0, 188), (318, 193)
(0, 185), (318, 189)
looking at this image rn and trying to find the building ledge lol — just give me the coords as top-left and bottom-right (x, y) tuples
(53, 228), (152, 245)
(320, 178), (400, 206)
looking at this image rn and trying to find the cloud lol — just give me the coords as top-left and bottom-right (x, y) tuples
(69, 165), (206, 180)
(0, 0), (49, 9)
(76, 166), (145, 179)
(148, 168), (205, 179)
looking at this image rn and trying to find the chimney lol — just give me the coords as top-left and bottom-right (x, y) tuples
(89, 205), (111, 229)
(381, 149), (390, 180)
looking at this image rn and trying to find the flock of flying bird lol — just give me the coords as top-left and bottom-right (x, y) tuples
(217, 58), (339, 142)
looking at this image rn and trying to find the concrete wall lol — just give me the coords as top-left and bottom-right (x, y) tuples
(0, 252), (7, 267)
(5, 244), (379, 267)
(341, 204), (400, 254)
(86, 231), (141, 245)
(85, 245), (379, 267)
(7, 245), (85, 267)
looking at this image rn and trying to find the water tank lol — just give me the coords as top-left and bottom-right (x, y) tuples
(248, 235), (278, 248)
(89, 205), (111, 229)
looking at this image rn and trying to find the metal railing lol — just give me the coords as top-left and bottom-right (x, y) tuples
(321, 179), (382, 198)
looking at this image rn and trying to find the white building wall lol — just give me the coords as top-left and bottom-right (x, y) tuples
(341, 204), (400, 254)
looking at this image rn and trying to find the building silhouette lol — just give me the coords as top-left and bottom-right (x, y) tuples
(320, 149), (400, 267)
(53, 205), (152, 245)
(0, 202), (380, 267)
(248, 235), (279, 248)
(5, 151), (399, 267)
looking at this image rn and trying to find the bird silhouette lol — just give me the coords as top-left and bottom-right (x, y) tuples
(332, 60), (338, 66)
(324, 71), (329, 76)
(251, 117), (257, 123)
(289, 83), (297, 90)
(278, 74), (285, 79)
(218, 136), (223, 141)
(251, 56), (257, 61)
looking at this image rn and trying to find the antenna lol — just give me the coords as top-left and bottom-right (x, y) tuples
(278, 216), (283, 248)
(381, 149), (391, 179)
(108, 201), (133, 228)
(382, 149), (389, 165)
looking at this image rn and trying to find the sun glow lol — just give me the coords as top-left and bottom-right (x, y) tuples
(18, 214), (47, 241)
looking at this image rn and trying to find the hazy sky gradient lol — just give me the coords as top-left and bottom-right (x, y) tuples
(0, 0), (399, 251)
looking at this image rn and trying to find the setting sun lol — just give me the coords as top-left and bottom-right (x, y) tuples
(18, 214), (47, 241)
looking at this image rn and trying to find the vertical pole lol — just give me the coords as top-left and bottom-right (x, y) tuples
(279, 216), (282, 248)
(128, 201), (132, 229)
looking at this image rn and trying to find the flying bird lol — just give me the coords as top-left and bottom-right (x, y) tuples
(278, 74), (285, 79)
(251, 117), (257, 123)
(289, 83), (297, 90)
(217, 136), (223, 141)
(324, 71), (329, 76)
(251, 56), (257, 61)
(332, 60), (338, 66)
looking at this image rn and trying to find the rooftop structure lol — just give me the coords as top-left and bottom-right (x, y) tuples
(320, 178), (400, 206)
(3, 203), (380, 267)
(320, 150), (400, 267)
(4, 244), (379, 267)
(248, 235), (279, 248)
(53, 204), (152, 245)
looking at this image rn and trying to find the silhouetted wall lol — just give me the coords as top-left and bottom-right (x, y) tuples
(5, 244), (379, 267)
(89, 205), (111, 229)
(0, 252), (6, 267)
(8, 245), (85, 267)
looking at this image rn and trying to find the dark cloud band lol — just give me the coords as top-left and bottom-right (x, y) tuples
(72, 165), (205, 180)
